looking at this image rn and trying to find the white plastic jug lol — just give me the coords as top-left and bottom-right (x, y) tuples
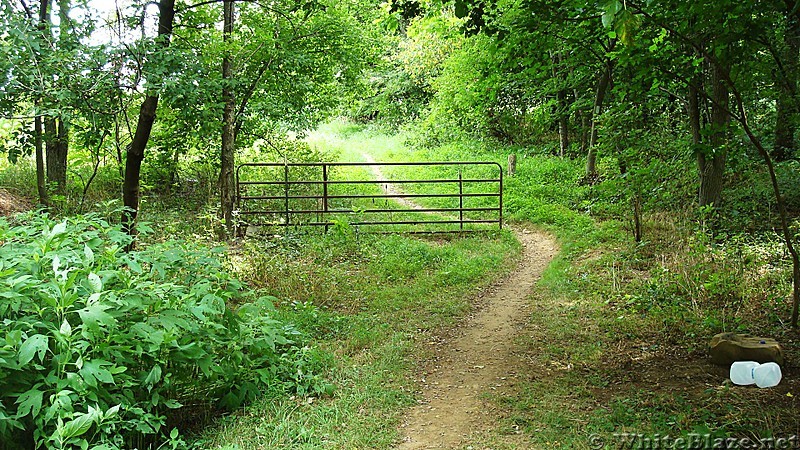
(754, 362), (782, 388)
(730, 361), (759, 385)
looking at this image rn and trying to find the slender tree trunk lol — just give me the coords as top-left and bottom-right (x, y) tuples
(219, 0), (237, 237)
(38, 0), (69, 196)
(586, 62), (612, 178)
(558, 109), (569, 157)
(556, 86), (569, 158)
(774, 15), (800, 161)
(34, 116), (47, 206)
(41, 0), (59, 194)
(728, 81), (800, 328)
(122, 0), (176, 237)
(44, 118), (60, 190)
(552, 51), (569, 157)
(53, 0), (70, 194)
(577, 109), (589, 153)
(698, 57), (729, 208)
(572, 86), (589, 154)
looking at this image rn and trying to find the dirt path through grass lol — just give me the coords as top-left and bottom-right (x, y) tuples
(361, 153), (426, 211)
(396, 229), (557, 449)
(359, 154), (558, 448)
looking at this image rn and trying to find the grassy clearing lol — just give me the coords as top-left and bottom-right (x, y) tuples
(198, 230), (519, 449)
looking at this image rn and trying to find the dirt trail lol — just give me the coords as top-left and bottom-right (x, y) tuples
(361, 153), (425, 211)
(396, 229), (557, 449)
(359, 154), (558, 448)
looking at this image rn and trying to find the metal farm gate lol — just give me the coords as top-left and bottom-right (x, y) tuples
(235, 161), (503, 232)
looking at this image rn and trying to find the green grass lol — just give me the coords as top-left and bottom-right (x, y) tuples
(195, 230), (520, 449)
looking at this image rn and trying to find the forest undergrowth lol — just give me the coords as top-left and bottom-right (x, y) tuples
(1, 120), (798, 448)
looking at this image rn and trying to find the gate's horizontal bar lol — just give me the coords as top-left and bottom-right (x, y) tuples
(238, 207), (501, 215)
(240, 193), (499, 201)
(238, 161), (502, 167)
(263, 219), (501, 226)
(238, 178), (500, 186)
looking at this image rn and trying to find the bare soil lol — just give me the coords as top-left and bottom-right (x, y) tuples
(396, 229), (558, 449)
(361, 153), (426, 211)
(0, 188), (31, 217)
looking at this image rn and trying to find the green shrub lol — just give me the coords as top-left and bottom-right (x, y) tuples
(0, 211), (327, 449)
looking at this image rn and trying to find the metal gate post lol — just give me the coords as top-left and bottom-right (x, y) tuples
(323, 164), (329, 233)
(458, 168), (464, 231)
(235, 165), (241, 236)
(284, 162), (290, 226)
(499, 167), (503, 230)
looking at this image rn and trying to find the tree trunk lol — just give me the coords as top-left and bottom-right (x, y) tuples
(122, 0), (176, 237)
(34, 116), (47, 206)
(558, 111), (569, 157)
(578, 109), (589, 153)
(219, 0), (236, 237)
(697, 57), (729, 208)
(725, 73), (800, 328)
(572, 86), (589, 154)
(586, 62), (612, 178)
(552, 51), (569, 157)
(45, 119), (68, 194)
(774, 14), (800, 161)
(36, 0), (69, 196)
(44, 118), (68, 194)
(54, 0), (71, 194)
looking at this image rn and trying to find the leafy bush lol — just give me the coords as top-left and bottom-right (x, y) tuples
(0, 211), (327, 449)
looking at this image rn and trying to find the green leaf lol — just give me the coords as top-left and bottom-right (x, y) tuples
(87, 292), (101, 305)
(601, 11), (615, 28)
(60, 318), (72, 337)
(16, 387), (44, 418)
(49, 221), (67, 240)
(83, 245), (94, 264)
(87, 273), (102, 293)
(79, 360), (115, 387)
(124, 256), (142, 274)
(164, 399), (182, 409)
(19, 334), (48, 366)
(105, 404), (121, 419)
(56, 412), (94, 440)
(77, 304), (115, 331)
(145, 364), (162, 390)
